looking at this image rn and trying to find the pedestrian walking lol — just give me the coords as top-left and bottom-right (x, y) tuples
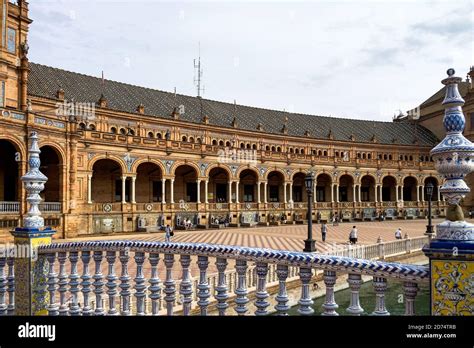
(165, 224), (173, 242)
(349, 225), (358, 245)
(395, 227), (402, 240)
(321, 223), (327, 242)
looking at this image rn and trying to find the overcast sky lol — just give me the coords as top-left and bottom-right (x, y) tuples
(29, 0), (473, 121)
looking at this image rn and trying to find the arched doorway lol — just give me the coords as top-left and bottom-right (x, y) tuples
(292, 172), (306, 202)
(0, 140), (19, 205)
(382, 176), (397, 202)
(40, 146), (62, 203)
(339, 174), (354, 202)
(239, 169), (258, 203)
(267, 171), (284, 202)
(136, 162), (163, 203)
(92, 159), (123, 202)
(316, 173), (331, 202)
(174, 165), (198, 202)
(209, 167), (229, 203)
(360, 175), (376, 202)
(403, 177), (418, 201)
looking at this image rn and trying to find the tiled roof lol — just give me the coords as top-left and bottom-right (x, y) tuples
(28, 62), (439, 146)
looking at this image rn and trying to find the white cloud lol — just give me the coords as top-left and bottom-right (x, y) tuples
(28, 0), (473, 121)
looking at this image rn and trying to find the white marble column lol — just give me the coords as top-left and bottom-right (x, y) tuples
(400, 185), (404, 202)
(289, 183), (293, 202)
(264, 182), (268, 204)
(170, 179), (175, 203)
(228, 181), (233, 203)
(257, 182), (261, 203)
(87, 174), (92, 204)
(162, 179), (166, 204)
(121, 175), (127, 203)
(235, 181), (240, 204)
(421, 185), (425, 202)
(314, 180), (317, 203)
(131, 176), (136, 204)
(395, 185), (399, 202)
(437, 186), (441, 202)
(197, 179), (201, 203)
(374, 185), (378, 203)
(352, 185), (356, 203)
(336, 184), (339, 203)
(330, 184), (334, 203)
(416, 185), (420, 202)
(283, 183), (287, 203)
(205, 180), (209, 204)
(358, 185), (361, 203)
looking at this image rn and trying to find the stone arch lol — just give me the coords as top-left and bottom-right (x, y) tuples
(38, 142), (66, 166)
(338, 174), (355, 202)
(170, 161), (201, 178)
(131, 158), (166, 174)
(205, 163), (233, 179)
(91, 158), (124, 203)
(381, 175), (397, 202)
(88, 154), (128, 174)
(236, 166), (259, 179)
(290, 170), (309, 181)
(0, 138), (23, 202)
(265, 168), (287, 181)
(0, 135), (27, 159)
(40, 145), (64, 203)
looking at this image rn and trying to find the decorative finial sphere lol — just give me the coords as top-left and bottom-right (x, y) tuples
(447, 68), (455, 77)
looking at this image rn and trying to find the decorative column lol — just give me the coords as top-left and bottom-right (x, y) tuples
(423, 69), (474, 316)
(170, 179), (175, 204)
(161, 179), (166, 204)
(87, 174), (93, 204)
(289, 182), (293, 202)
(403, 282), (419, 316)
(314, 180), (317, 203)
(416, 185), (420, 202)
(11, 132), (56, 316)
(274, 264), (289, 316)
(196, 180), (201, 204)
(297, 267), (314, 315)
(395, 185), (399, 202)
(358, 184), (362, 203)
(352, 185), (356, 203)
(235, 181), (239, 204)
(264, 182), (268, 204)
(234, 259), (249, 316)
(372, 277), (389, 316)
(374, 185), (378, 203)
(336, 184), (340, 203)
(400, 185), (404, 202)
(283, 183), (287, 204)
(121, 176), (127, 204)
(346, 273), (364, 315)
(437, 186), (441, 202)
(228, 181), (232, 203)
(131, 176), (136, 204)
(322, 270), (338, 316)
(257, 181), (261, 204)
(421, 185), (425, 202)
(204, 180), (209, 204)
(330, 184), (334, 203)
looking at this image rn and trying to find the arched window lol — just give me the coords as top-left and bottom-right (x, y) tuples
(156, 133), (162, 139)
(226, 141), (231, 147)
(323, 150), (328, 156)
(219, 140), (224, 146)
(271, 146), (276, 152)
(289, 148), (294, 153)
(389, 154), (392, 160)
(89, 124), (96, 131)
(148, 132), (154, 138)
(212, 140), (218, 146)
(110, 127), (117, 134)
(266, 145), (270, 151)
(182, 136), (188, 142)
(383, 154), (387, 160)
(295, 149), (300, 154)
(246, 143), (251, 149)
(189, 137), (195, 143)
(335, 151), (339, 157)
(79, 123), (86, 130)
(409, 155), (413, 161)
(120, 128), (127, 135)
(277, 146), (282, 152)
(252, 144), (257, 150)
(240, 143), (245, 149)
(368, 153), (372, 159)
(128, 129), (135, 136)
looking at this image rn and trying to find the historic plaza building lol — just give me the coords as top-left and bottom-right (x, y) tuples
(0, 1), (473, 239)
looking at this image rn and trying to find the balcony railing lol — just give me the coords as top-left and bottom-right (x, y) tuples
(39, 202), (62, 213)
(6, 240), (428, 316)
(0, 202), (19, 213)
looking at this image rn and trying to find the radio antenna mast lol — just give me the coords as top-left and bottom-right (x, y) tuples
(194, 42), (205, 98)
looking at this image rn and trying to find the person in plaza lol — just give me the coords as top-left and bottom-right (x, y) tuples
(469, 208), (473, 219)
(321, 222), (327, 242)
(165, 224), (173, 242)
(332, 212), (339, 226)
(349, 225), (358, 245)
(395, 227), (402, 240)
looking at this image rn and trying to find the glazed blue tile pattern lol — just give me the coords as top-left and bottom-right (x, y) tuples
(38, 241), (430, 282)
(443, 110), (465, 133)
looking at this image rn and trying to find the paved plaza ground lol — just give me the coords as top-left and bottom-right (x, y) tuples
(62, 218), (444, 252)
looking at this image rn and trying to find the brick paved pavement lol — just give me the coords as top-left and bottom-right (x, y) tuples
(63, 218), (442, 252)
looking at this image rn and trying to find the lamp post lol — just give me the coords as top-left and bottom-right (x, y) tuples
(304, 172), (316, 252)
(425, 182), (434, 238)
